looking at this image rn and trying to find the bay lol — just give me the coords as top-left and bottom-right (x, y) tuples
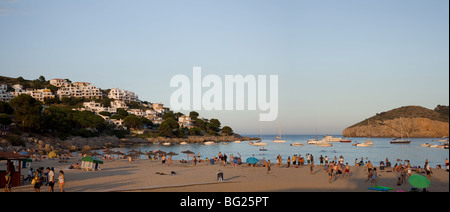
(109, 135), (448, 168)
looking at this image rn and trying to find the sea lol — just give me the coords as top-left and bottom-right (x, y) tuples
(107, 135), (449, 168)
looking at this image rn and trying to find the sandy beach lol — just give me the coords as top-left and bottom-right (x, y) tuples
(3, 156), (448, 192)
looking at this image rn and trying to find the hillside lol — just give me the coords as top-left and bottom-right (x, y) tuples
(343, 105), (449, 138)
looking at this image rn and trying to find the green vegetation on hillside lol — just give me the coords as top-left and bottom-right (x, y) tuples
(350, 105), (449, 128)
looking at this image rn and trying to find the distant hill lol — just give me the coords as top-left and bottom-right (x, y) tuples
(343, 105), (449, 138)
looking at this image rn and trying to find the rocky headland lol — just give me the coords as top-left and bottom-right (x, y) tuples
(343, 105), (449, 138)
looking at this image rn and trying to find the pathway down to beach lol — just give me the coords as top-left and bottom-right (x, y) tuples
(6, 157), (449, 192)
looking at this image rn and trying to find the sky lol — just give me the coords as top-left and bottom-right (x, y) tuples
(1, 0), (449, 135)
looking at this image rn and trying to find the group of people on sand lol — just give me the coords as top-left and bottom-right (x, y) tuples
(29, 167), (65, 192)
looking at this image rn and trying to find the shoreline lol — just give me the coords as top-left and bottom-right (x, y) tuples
(4, 156), (448, 192)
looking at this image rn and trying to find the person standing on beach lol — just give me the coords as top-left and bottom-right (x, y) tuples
(265, 160), (271, 174)
(58, 170), (65, 192)
(328, 163), (334, 184)
(319, 155), (324, 166)
(425, 163), (432, 180)
(277, 154), (282, 167)
(168, 155), (172, 167)
(47, 167), (55, 192)
(287, 156), (291, 168)
(4, 170), (12, 192)
(344, 163), (350, 179)
(306, 154), (310, 165)
(371, 168), (379, 187)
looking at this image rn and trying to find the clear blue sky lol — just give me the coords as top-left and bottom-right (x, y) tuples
(1, 0), (449, 135)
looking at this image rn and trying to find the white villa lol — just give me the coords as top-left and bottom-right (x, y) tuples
(178, 115), (194, 129)
(49, 78), (69, 87)
(57, 82), (102, 99)
(11, 84), (55, 102)
(108, 88), (139, 102)
(81, 101), (117, 114)
(0, 84), (13, 102)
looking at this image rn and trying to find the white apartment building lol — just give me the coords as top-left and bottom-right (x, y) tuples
(108, 88), (139, 102)
(152, 103), (169, 114)
(81, 101), (117, 114)
(57, 82), (102, 99)
(11, 87), (55, 102)
(127, 109), (145, 116)
(49, 79), (69, 87)
(0, 84), (13, 102)
(178, 115), (194, 128)
(110, 100), (128, 109)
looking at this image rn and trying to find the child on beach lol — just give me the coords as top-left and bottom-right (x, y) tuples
(265, 160), (271, 174)
(58, 170), (65, 192)
(217, 170), (223, 181)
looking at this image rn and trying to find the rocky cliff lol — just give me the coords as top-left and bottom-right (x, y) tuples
(343, 105), (449, 138)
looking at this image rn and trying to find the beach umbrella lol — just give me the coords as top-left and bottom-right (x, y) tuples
(246, 157), (259, 165)
(408, 174), (430, 189)
(181, 150), (195, 163)
(153, 150), (166, 155)
(166, 151), (179, 156)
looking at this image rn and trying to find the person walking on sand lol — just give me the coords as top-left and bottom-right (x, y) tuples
(328, 163), (334, 184)
(47, 167), (55, 192)
(58, 170), (65, 192)
(371, 168), (379, 187)
(265, 160), (271, 174)
(344, 163), (351, 179)
(277, 154), (282, 167)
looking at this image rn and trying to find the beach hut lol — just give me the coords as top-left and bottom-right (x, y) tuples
(81, 156), (103, 171)
(0, 151), (30, 187)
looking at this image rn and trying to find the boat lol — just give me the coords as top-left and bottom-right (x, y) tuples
(162, 142), (171, 146)
(204, 141), (216, 145)
(340, 137), (352, 143)
(317, 141), (333, 147)
(252, 142), (267, 146)
(272, 137), (286, 143)
(355, 139), (373, 147)
(234, 140), (241, 143)
(355, 120), (374, 147)
(307, 138), (320, 145)
(290, 142), (304, 146)
(390, 118), (411, 144)
(438, 136), (449, 142)
(180, 141), (188, 145)
(420, 143), (431, 147)
(259, 147), (268, 151)
(272, 125), (286, 143)
(321, 135), (343, 142)
(390, 138), (411, 144)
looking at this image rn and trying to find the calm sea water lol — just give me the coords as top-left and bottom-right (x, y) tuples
(113, 135), (448, 167)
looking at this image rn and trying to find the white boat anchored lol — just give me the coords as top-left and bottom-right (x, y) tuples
(290, 142), (304, 146)
(252, 141), (267, 146)
(317, 141), (333, 147)
(321, 135), (343, 142)
(390, 118), (411, 144)
(204, 141), (216, 145)
(307, 138), (320, 145)
(355, 139), (373, 147)
(272, 125), (286, 143)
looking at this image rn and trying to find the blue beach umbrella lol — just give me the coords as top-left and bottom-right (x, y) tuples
(246, 157), (258, 165)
